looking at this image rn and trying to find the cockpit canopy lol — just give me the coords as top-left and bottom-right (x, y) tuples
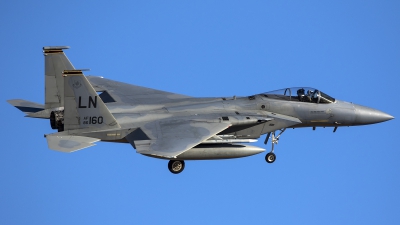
(263, 87), (335, 104)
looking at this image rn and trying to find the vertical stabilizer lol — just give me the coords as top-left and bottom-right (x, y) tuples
(43, 46), (75, 109)
(63, 70), (120, 131)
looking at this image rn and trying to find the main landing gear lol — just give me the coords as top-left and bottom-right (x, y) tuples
(264, 128), (286, 164)
(168, 160), (185, 174)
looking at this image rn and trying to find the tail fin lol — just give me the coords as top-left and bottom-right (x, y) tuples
(63, 70), (120, 131)
(43, 46), (75, 109)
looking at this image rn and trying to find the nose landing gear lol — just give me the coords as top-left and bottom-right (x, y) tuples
(264, 128), (286, 163)
(265, 152), (276, 163)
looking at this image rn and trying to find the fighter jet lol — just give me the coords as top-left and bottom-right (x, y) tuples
(7, 46), (394, 174)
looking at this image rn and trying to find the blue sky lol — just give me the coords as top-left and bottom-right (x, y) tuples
(1, 1), (399, 224)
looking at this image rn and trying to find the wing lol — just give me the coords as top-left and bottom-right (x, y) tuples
(127, 119), (231, 158)
(87, 76), (191, 104)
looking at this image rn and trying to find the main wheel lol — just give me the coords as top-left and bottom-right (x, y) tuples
(265, 152), (276, 163)
(168, 160), (185, 174)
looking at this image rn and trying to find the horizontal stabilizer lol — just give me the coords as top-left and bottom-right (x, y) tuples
(7, 99), (44, 114)
(46, 134), (100, 153)
(24, 109), (54, 119)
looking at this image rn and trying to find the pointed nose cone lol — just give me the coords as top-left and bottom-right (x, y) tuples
(353, 104), (394, 125)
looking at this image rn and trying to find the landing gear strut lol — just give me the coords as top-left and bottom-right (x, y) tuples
(168, 160), (185, 174)
(264, 128), (286, 163)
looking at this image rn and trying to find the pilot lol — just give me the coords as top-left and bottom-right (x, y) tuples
(305, 90), (313, 102)
(311, 90), (319, 103)
(297, 88), (305, 101)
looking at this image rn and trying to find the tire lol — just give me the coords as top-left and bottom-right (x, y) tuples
(168, 160), (185, 174)
(265, 152), (276, 163)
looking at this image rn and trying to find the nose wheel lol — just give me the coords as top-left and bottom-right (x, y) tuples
(168, 160), (185, 174)
(264, 128), (286, 164)
(265, 152), (276, 163)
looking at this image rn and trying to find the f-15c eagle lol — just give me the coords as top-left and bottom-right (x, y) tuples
(7, 46), (394, 174)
